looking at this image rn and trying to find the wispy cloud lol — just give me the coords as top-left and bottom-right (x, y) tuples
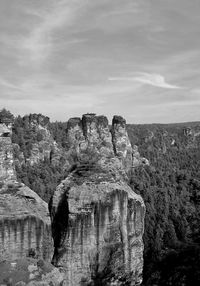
(22, 0), (86, 65)
(0, 77), (21, 90)
(0, 0), (200, 123)
(109, 72), (181, 89)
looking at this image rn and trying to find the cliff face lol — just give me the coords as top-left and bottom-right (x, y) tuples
(111, 115), (134, 172)
(0, 122), (53, 262)
(50, 114), (145, 285)
(0, 182), (52, 262)
(0, 123), (16, 181)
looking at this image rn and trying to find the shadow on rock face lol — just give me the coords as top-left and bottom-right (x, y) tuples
(49, 189), (69, 267)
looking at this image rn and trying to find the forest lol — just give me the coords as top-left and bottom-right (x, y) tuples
(1, 109), (200, 285)
(127, 123), (200, 285)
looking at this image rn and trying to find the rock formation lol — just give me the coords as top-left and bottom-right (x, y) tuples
(132, 145), (149, 168)
(50, 114), (145, 285)
(13, 114), (62, 167)
(0, 181), (53, 262)
(0, 120), (16, 181)
(0, 120), (53, 263)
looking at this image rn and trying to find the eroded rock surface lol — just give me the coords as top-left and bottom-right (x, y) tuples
(65, 113), (148, 172)
(111, 115), (133, 173)
(0, 182), (53, 262)
(13, 114), (62, 167)
(0, 122), (16, 181)
(50, 114), (145, 285)
(0, 121), (53, 262)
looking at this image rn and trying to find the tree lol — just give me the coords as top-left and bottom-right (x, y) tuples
(0, 108), (14, 123)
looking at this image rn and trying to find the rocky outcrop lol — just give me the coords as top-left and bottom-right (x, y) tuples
(0, 121), (53, 263)
(66, 114), (113, 157)
(14, 114), (62, 167)
(132, 145), (149, 168)
(50, 114), (145, 285)
(0, 181), (53, 262)
(0, 122), (16, 181)
(111, 115), (135, 173)
(65, 113), (148, 172)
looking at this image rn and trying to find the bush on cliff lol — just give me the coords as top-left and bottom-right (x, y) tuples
(0, 108), (14, 123)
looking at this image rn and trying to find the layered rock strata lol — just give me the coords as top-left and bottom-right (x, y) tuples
(0, 121), (53, 262)
(0, 182), (52, 262)
(50, 114), (145, 285)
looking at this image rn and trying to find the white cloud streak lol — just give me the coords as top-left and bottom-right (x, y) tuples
(0, 77), (21, 90)
(109, 72), (181, 89)
(22, 0), (86, 65)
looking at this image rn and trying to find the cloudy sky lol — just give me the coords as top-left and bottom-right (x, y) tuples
(0, 0), (200, 123)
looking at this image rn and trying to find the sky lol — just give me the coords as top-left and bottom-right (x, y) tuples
(0, 0), (200, 123)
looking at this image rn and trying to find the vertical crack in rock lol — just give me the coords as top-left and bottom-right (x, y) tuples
(50, 189), (69, 266)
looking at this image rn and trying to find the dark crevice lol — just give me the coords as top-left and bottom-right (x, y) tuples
(49, 190), (69, 266)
